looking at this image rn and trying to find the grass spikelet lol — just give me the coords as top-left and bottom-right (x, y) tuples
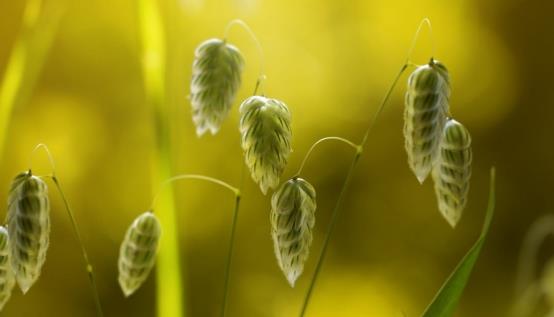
(240, 95), (292, 194)
(404, 58), (450, 183)
(6, 170), (50, 293)
(190, 38), (244, 136)
(118, 211), (161, 297)
(271, 178), (316, 287)
(0, 226), (15, 311)
(432, 119), (472, 227)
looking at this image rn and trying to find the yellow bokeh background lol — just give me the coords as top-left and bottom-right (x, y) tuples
(0, 0), (552, 316)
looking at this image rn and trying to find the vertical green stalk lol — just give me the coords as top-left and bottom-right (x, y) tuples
(299, 65), (408, 317)
(137, 0), (184, 316)
(0, 0), (63, 159)
(51, 176), (104, 317)
(221, 194), (241, 317)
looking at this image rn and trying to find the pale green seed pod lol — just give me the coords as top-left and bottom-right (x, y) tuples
(404, 59), (450, 183)
(190, 38), (244, 136)
(0, 227), (15, 311)
(240, 95), (292, 194)
(271, 178), (316, 287)
(6, 170), (50, 293)
(118, 211), (161, 297)
(432, 119), (472, 227)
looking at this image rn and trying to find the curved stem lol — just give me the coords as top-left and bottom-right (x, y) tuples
(295, 137), (360, 176)
(30, 143), (103, 316)
(223, 19), (266, 95)
(299, 152), (361, 317)
(405, 17), (435, 64)
(48, 176), (104, 317)
(29, 143), (57, 176)
(221, 194), (241, 317)
(150, 174), (239, 210)
(299, 24), (417, 315)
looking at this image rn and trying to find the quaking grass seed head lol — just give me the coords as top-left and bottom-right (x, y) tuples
(0, 226), (15, 311)
(404, 59), (450, 183)
(190, 38), (244, 136)
(431, 119), (472, 227)
(6, 170), (50, 293)
(270, 178), (316, 287)
(240, 95), (292, 194)
(118, 211), (161, 297)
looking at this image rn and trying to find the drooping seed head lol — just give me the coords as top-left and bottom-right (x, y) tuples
(0, 227), (15, 311)
(431, 119), (472, 227)
(118, 211), (161, 297)
(6, 170), (50, 293)
(404, 59), (450, 183)
(190, 38), (244, 136)
(240, 95), (292, 194)
(271, 178), (316, 287)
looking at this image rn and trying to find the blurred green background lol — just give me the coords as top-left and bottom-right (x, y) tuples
(0, 0), (552, 316)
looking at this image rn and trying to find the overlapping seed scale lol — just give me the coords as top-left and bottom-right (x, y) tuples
(190, 38), (244, 136)
(118, 211), (161, 297)
(6, 171), (50, 294)
(432, 119), (472, 227)
(0, 227), (15, 311)
(404, 59), (450, 183)
(270, 178), (316, 287)
(240, 96), (292, 194)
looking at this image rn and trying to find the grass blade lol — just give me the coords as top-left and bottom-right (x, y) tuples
(0, 0), (63, 158)
(137, 0), (184, 316)
(421, 167), (496, 317)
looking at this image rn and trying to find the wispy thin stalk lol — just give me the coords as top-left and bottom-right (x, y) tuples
(137, 0), (184, 316)
(221, 194), (241, 317)
(31, 144), (103, 317)
(148, 174), (241, 317)
(51, 177), (104, 317)
(298, 17), (435, 315)
(0, 0), (63, 159)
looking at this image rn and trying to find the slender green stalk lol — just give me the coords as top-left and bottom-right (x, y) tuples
(51, 177), (104, 317)
(221, 194), (241, 317)
(295, 137), (361, 177)
(299, 64), (408, 317)
(298, 18), (435, 315)
(30, 144), (103, 317)
(147, 173), (240, 317)
(0, 0), (63, 159)
(137, 0), (184, 316)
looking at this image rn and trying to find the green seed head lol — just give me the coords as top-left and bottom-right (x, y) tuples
(432, 119), (472, 227)
(190, 38), (244, 136)
(6, 171), (50, 294)
(271, 178), (316, 287)
(404, 59), (450, 183)
(240, 95), (292, 194)
(0, 226), (15, 311)
(118, 211), (161, 297)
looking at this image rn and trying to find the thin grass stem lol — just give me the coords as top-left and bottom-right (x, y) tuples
(298, 17), (435, 315)
(30, 144), (103, 317)
(295, 137), (361, 177)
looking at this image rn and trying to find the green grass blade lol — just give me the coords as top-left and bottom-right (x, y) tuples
(421, 167), (496, 317)
(137, 0), (185, 316)
(0, 0), (63, 158)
